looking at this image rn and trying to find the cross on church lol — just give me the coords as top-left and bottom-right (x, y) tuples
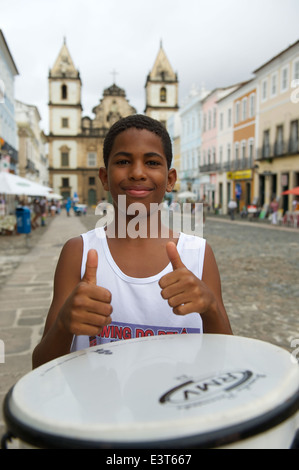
(111, 69), (119, 84)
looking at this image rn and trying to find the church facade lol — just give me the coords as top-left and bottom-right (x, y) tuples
(48, 40), (179, 205)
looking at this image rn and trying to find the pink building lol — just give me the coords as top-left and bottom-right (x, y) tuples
(200, 85), (240, 209)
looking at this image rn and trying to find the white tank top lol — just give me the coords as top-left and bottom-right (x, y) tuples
(71, 227), (206, 352)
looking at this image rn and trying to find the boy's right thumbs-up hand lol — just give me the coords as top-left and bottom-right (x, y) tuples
(82, 248), (99, 285)
(57, 249), (112, 337)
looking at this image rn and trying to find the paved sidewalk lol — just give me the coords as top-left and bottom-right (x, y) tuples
(0, 212), (87, 440)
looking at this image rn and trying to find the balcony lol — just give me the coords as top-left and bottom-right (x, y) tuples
(199, 158), (253, 174)
(180, 169), (200, 180)
(256, 139), (299, 160)
(25, 159), (37, 174)
(199, 163), (222, 173)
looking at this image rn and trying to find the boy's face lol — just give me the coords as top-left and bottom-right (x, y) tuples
(99, 128), (176, 212)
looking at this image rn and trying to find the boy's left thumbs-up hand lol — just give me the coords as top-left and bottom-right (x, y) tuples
(159, 242), (215, 317)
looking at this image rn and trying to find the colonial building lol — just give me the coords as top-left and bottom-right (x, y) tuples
(15, 100), (48, 185)
(200, 85), (240, 208)
(253, 39), (299, 213)
(145, 42), (179, 126)
(48, 39), (136, 205)
(217, 88), (236, 212)
(178, 84), (209, 198)
(0, 30), (19, 173)
(228, 80), (257, 210)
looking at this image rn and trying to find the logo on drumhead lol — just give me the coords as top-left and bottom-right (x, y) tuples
(160, 370), (261, 408)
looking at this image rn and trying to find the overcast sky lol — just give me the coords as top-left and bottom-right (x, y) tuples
(1, 0), (299, 133)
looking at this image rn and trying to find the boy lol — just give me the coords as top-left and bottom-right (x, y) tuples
(32, 115), (232, 368)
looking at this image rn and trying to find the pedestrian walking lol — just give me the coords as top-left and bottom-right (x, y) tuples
(32, 198), (42, 229)
(40, 197), (47, 226)
(50, 200), (57, 217)
(270, 198), (279, 225)
(65, 197), (72, 217)
(228, 199), (237, 220)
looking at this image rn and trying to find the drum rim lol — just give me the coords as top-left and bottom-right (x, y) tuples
(3, 385), (299, 449)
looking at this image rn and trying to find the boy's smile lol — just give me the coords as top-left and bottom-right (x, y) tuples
(99, 127), (176, 210)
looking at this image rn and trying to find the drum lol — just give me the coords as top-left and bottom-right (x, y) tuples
(2, 334), (299, 449)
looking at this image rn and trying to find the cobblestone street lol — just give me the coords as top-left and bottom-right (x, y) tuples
(0, 210), (299, 441)
(203, 218), (299, 352)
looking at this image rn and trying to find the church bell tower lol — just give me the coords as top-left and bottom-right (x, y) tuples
(144, 41), (179, 126)
(48, 38), (82, 199)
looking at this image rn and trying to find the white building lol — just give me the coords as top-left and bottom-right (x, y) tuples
(253, 39), (299, 213)
(217, 90), (235, 211)
(179, 84), (209, 198)
(0, 30), (19, 173)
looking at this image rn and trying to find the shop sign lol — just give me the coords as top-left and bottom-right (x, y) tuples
(227, 170), (252, 180)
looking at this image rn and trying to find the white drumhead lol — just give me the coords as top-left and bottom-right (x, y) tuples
(4, 334), (299, 448)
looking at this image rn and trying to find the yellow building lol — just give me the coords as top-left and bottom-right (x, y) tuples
(254, 39), (299, 213)
(231, 81), (257, 209)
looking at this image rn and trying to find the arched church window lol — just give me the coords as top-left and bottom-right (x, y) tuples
(61, 84), (67, 100)
(160, 87), (167, 102)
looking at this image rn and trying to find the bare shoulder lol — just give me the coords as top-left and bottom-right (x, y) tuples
(53, 236), (83, 286)
(57, 236), (83, 267)
(202, 241), (232, 334)
(203, 241), (217, 263)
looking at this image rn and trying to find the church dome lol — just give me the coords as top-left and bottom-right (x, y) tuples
(103, 83), (126, 97)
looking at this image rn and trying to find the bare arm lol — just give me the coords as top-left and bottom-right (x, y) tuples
(201, 242), (233, 334)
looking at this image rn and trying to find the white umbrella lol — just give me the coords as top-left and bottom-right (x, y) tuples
(177, 191), (197, 200)
(0, 172), (52, 196)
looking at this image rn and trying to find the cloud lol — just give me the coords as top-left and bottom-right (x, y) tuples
(1, 0), (299, 132)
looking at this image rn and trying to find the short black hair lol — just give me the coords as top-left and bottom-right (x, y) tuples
(103, 114), (173, 169)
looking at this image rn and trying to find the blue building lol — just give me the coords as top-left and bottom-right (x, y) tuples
(179, 85), (209, 198)
(0, 30), (19, 172)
